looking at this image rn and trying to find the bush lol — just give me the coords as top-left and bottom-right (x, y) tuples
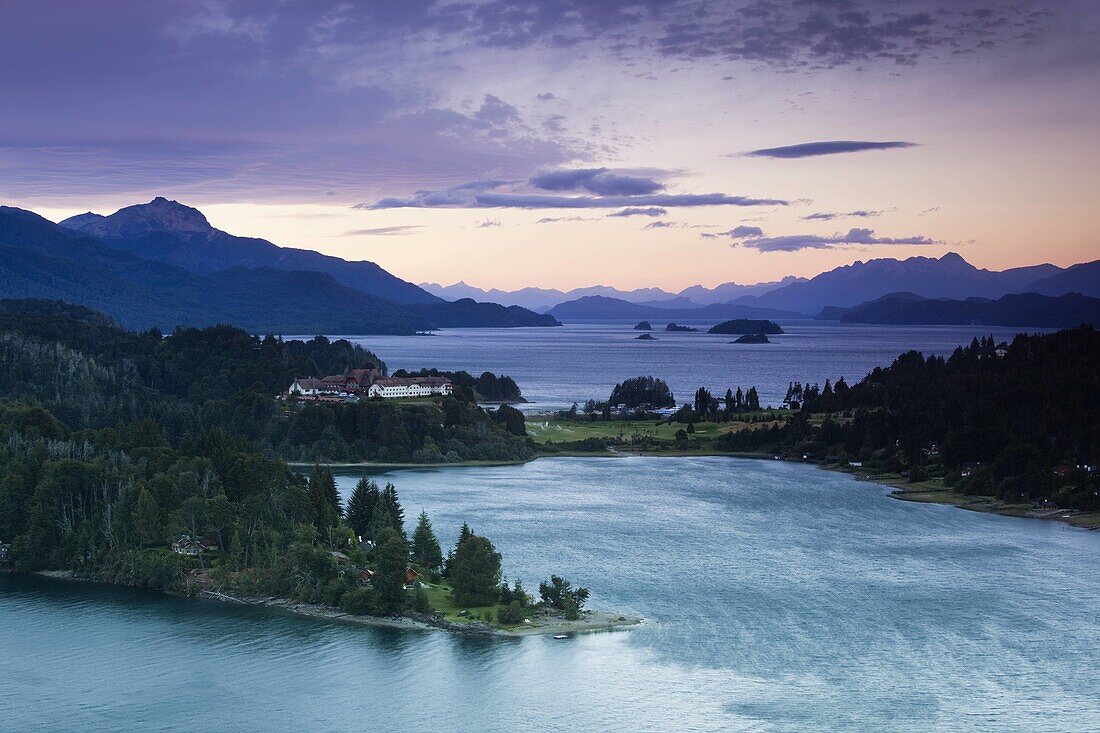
(322, 577), (352, 607)
(498, 600), (525, 625)
(411, 585), (431, 613)
(339, 587), (380, 616)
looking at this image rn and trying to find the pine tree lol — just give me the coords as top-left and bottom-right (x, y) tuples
(367, 493), (391, 541)
(346, 478), (376, 539)
(443, 522), (474, 578)
(410, 510), (443, 570)
(381, 483), (404, 538)
(132, 488), (161, 548)
(746, 386), (760, 411)
(450, 534), (502, 606)
(373, 527), (409, 615)
(307, 465), (341, 527)
(228, 529), (244, 570)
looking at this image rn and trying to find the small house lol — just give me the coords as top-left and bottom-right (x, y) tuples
(405, 567), (419, 585)
(0, 542), (10, 561)
(358, 569), (375, 585)
(330, 550), (350, 566)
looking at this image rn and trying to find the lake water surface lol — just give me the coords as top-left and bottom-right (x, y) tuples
(337, 322), (1047, 410)
(3, 457), (1097, 732)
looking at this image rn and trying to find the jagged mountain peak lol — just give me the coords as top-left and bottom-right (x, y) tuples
(61, 197), (213, 238)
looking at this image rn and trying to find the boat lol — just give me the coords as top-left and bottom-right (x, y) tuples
(553, 634), (569, 640)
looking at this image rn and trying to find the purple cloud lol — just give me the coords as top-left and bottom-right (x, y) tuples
(746, 141), (917, 159)
(802, 210), (883, 221)
(609, 207), (667, 217)
(729, 227), (937, 252)
(529, 168), (665, 196)
(360, 181), (788, 210)
(341, 225), (422, 236)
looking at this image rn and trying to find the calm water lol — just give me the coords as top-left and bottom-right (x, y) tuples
(335, 322), (1048, 410)
(2, 457), (1097, 732)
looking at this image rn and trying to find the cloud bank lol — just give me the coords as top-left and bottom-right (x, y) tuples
(360, 169), (787, 210)
(707, 226), (937, 252)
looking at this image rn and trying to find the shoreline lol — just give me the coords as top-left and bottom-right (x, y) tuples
(26, 570), (642, 638)
(301, 450), (1100, 531)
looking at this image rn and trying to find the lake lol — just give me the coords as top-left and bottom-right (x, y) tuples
(3, 457), (1097, 732)
(333, 321), (1048, 410)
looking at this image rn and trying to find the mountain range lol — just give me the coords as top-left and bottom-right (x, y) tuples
(728, 253), (1074, 315)
(525, 252), (1098, 321)
(819, 291), (1100, 328)
(419, 276), (806, 311)
(0, 199), (557, 334)
(3, 196), (1095, 331)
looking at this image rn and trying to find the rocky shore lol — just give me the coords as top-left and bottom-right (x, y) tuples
(28, 570), (642, 637)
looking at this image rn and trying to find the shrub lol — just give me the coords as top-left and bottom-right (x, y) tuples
(339, 587), (380, 616)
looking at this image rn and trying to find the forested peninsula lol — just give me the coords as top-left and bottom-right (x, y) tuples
(534, 328), (1099, 523)
(0, 299), (627, 634)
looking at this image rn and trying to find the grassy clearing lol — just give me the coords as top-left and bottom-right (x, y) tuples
(420, 583), (526, 629)
(525, 417), (784, 444)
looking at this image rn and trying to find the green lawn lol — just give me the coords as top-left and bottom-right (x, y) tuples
(525, 416), (784, 444)
(421, 583), (527, 629)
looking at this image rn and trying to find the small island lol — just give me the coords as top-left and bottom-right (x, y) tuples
(732, 333), (770, 344)
(665, 323), (698, 332)
(633, 320), (652, 330)
(708, 318), (784, 335)
(635, 333), (658, 340)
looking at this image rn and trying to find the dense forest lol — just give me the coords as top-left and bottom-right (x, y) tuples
(0, 299), (570, 624)
(0, 400), (575, 624)
(0, 299), (532, 464)
(713, 327), (1099, 510)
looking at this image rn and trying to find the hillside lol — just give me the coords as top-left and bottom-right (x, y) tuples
(1023, 260), (1100, 298)
(61, 198), (439, 305)
(825, 291), (1100, 327)
(733, 253), (1065, 314)
(0, 206), (557, 334)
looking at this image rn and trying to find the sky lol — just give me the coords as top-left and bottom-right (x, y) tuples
(3, 0), (1098, 291)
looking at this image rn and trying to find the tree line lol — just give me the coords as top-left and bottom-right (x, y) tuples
(715, 328), (1099, 510)
(0, 299), (532, 464)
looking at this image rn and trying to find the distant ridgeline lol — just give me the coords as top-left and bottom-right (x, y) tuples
(0, 299), (531, 465)
(715, 327), (1100, 511)
(0, 202), (559, 334)
(816, 291), (1100, 327)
